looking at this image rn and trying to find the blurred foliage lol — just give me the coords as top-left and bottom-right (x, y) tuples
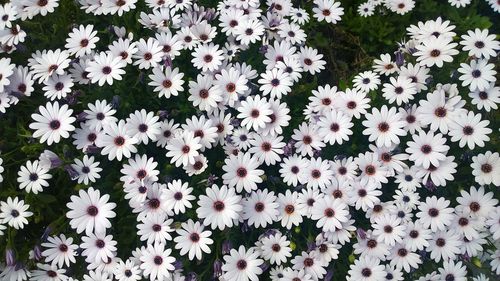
(0, 0), (499, 280)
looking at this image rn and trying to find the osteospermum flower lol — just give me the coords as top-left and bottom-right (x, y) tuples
(29, 101), (76, 145)
(86, 51), (127, 86)
(191, 43), (224, 72)
(17, 160), (52, 194)
(174, 219), (213, 260)
(237, 95), (273, 132)
(29, 49), (71, 83)
(0, 197), (33, 229)
(140, 242), (176, 281)
(222, 245), (264, 281)
(460, 28), (500, 59)
(448, 111), (491, 149)
(65, 24), (99, 57)
(41, 234), (78, 268)
(66, 186), (116, 235)
(166, 131), (202, 167)
(222, 152), (264, 193)
(148, 66), (185, 99)
(414, 36), (459, 67)
(313, 0), (344, 23)
(457, 59), (496, 92)
(471, 151), (500, 186)
(362, 105), (407, 147)
(311, 196), (349, 232)
(163, 179), (195, 215)
(97, 120), (138, 161)
(405, 131), (449, 169)
(196, 184), (242, 230)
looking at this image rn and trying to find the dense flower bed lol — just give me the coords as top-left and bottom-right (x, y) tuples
(0, 0), (499, 280)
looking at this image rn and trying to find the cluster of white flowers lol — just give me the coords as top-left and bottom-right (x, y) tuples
(357, 0), (500, 17)
(0, 0), (499, 281)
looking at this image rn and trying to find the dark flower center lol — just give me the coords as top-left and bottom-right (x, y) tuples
(29, 173), (39, 181)
(362, 268), (372, 277)
(434, 107), (447, 117)
(285, 204), (294, 214)
(428, 208), (439, 217)
(174, 192), (183, 200)
(462, 126), (474, 135)
(471, 69), (481, 78)
(87, 206), (99, 216)
(409, 230), (419, 238)
(436, 238), (446, 247)
(148, 198), (160, 209)
(190, 233), (200, 242)
(378, 122), (390, 132)
(154, 256), (163, 265)
(311, 169), (321, 179)
(49, 120), (61, 130)
(254, 202), (265, 212)
(324, 208), (335, 217)
(430, 49), (441, 57)
(481, 163), (492, 173)
(114, 136), (125, 146)
(420, 144), (432, 154)
(365, 165), (376, 175)
(469, 202), (480, 212)
(236, 259), (247, 270)
(236, 167), (247, 178)
(102, 66), (112, 74)
(213, 200), (225, 211)
(182, 145), (190, 154)
(95, 239), (105, 248)
(384, 225), (393, 233)
(58, 244), (68, 252)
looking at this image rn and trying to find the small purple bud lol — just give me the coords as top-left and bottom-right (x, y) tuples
(307, 242), (316, 252)
(424, 179), (436, 192)
(163, 56), (173, 68)
(138, 71), (145, 84)
(222, 240), (232, 255)
(85, 145), (100, 155)
(356, 229), (367, 240)
(6, 249), (15, 266)
(259, 45), (269, 54)
(33, 245), (43, 261)
(185, 272), (197, 281)
(9, 91), (25, 99)
(111, 95), (121, 109)
(65, 90), (82, 106)
(14, 262), (25, 270)
(461, 253), (471, 262)
(425, 77), (433, 85)
(173, 260), (183, 270)
(206, 174), (218, 186)
(324, 270), (334, 281)
(241, 221), (250, 232)
(213, 259), (223, 278)
(64, 165), (79, 180)
(15, 43), (28, 53)
(203, 9), (216, 21)
(158, 110), (169, 121)
(395, 51), (405, 67)
(262, 229), (278, 238)
(41, 226), (52, 241)
(259, 262), (270, 272)
(312, 149), (322, 158)
(229, 118), (241, 127)
(76, 112), (88, 123)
